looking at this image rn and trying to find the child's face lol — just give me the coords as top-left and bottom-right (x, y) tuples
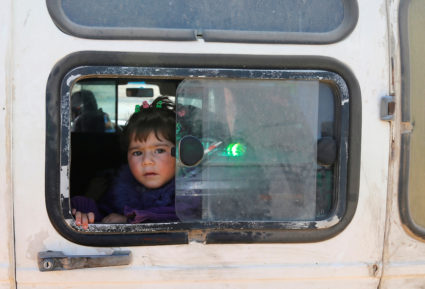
(127, 132), (175, 189)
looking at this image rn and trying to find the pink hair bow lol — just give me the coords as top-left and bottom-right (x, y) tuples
(142, 101), (150, 109)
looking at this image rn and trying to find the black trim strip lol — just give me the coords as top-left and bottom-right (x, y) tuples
(399, 0), (411, 122)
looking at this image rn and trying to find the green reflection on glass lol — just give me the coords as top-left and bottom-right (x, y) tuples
(225, 143), (247, 157)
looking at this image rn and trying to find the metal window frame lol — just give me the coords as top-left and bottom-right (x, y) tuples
(45, 51), (361, 246)
(45, 0), (358, 44)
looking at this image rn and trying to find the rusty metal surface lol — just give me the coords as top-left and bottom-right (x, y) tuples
(38, 251), (132, 271)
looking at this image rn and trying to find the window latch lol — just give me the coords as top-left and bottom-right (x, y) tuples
(380, 95), (395, 121)
(38, 250), (132, 271)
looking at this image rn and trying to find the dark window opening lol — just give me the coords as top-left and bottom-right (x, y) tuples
(70, 79), (180, 203)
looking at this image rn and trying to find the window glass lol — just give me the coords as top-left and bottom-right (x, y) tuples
(401, 0), (425, 229)
(118, 82), (157, 126)
(71, 80), (116, 133)
(175, 79), (335, 221)
(61, 0), (343, 33)
(68, 76), (337, 224)
(46, 0), (358, 43)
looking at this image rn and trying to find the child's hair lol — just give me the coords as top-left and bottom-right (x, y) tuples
(121, 96), (176, 150)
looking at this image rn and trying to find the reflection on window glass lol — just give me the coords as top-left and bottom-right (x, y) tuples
(116, 82), (175, 126)
(405, 0), (425, 228)
(61, 0), (344, 33)
(71, 80), (116, 133)
(176, 79), (335, 222)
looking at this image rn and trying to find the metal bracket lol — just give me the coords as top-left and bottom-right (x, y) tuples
(38, 250), (132, 271)
(380, 95), (395, 121)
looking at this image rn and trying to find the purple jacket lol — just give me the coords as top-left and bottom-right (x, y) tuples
(72, 165), (178, 223)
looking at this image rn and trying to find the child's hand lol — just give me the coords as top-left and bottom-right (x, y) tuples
(101, 213), (127, 224)
(72, 208), (95, 230)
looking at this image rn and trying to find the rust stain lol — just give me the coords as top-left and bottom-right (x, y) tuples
(371, 263), (379, 277)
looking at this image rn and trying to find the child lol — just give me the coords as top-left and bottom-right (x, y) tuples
(71, 96), (178, 229)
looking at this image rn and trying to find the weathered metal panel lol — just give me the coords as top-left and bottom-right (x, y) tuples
(380, 0), (425, 287)
(11, 0), (391, 288)
(0, 0), (16, 288)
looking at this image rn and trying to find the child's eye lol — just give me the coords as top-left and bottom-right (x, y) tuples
(132, 151), (142, 156)
(155, 148), (166, 154)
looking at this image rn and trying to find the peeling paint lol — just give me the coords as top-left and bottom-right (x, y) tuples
(315, 215), (341, 229)
(66, 74), (82, 87)
(69, 221), (183, 234)
(60, 165), (69, 198)
(371, 263), (380, 277)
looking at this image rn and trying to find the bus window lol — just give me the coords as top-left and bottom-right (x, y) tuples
(399, 0), (425, 238)
(46, 0), (358, 44)
(45, 53), (360, 246)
